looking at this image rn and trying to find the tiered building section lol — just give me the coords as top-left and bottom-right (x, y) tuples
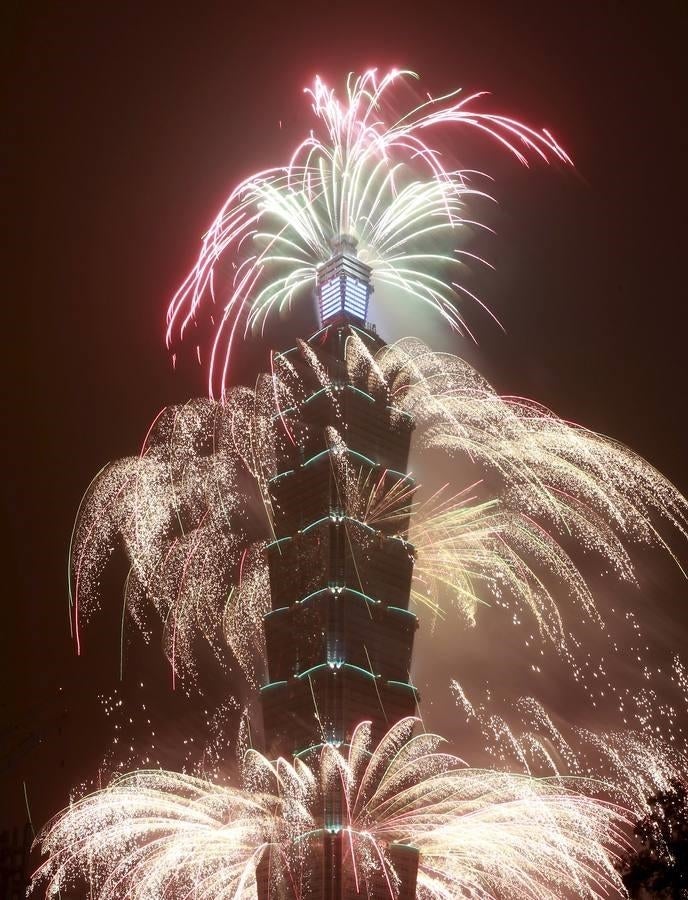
(261, 322), (419, 758)
(257, 243), (420, 900)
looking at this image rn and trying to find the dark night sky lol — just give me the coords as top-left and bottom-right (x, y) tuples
(4, 1), (688, 835)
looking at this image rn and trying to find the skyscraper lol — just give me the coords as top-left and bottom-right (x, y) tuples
(257, 239), (420, 899)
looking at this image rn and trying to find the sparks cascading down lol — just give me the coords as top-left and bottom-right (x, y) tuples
(32, 69), (687, 900)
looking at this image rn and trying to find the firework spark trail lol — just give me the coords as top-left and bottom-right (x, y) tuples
(378, 337), (688, 563)
(408, 489), (592, 635)
(326, 435), (595, 638)
(70, 331), (687, 692)
(449, 686), (688, 818)
(69, 398), (262, 684)
(165, 69), (571, 396)
(224, 541), (269, 688)
(33, 719), (629, 900)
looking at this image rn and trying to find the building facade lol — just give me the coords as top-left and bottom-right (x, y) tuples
(257, 242), (420, 900)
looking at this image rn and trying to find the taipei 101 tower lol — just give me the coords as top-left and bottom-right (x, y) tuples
(32, 69), (648, 900)
(257, 237), (421, 900)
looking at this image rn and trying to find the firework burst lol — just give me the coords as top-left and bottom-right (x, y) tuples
(166, 69), (571, 396)
(69, 332), (687, 689)
(33, 718), (629, 900)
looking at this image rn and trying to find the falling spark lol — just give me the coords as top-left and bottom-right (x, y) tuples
(450, 687), (688, 817)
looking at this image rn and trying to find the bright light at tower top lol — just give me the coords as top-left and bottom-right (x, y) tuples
(166, 68), (572, 397)
(316, 235), (372, 325)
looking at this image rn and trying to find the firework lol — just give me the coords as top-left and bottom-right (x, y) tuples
(166, 69), (571, 396)
(68, 399), (249, 684)
(378, 336), (688, 563)
(49, 66), (688, 900)
(33, 718), (629, 900)
(449, 687), (688, 817)
(70, 332), (687, 690)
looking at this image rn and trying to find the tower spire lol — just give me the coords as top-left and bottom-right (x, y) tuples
(316, 235), (372, 326)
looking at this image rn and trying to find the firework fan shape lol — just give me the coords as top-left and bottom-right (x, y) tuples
(166, 68), (571, 396)
(33, 718), (631, 900)
(69, 332), (687, 688)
